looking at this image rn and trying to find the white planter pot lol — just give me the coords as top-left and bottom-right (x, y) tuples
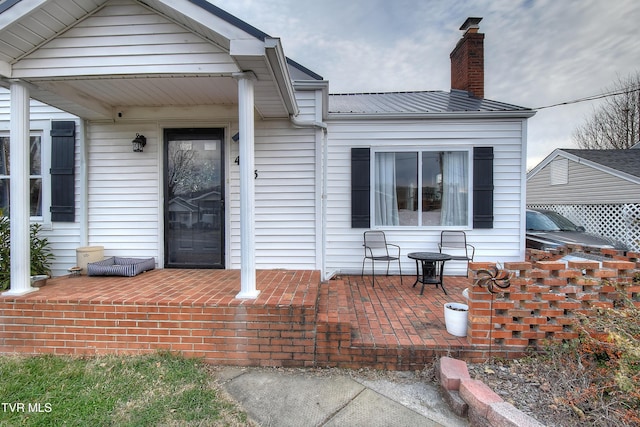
(444, 302), (469, 337)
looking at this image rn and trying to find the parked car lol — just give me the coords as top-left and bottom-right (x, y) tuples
(526, 209), (627, 251)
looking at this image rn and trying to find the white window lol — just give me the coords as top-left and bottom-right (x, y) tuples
(0, 135), (43, 218)
(373, 149), (470, 227)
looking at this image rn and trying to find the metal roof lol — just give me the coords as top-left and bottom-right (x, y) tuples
(328, 90), (534, 116)
(562, 149), (640, 179)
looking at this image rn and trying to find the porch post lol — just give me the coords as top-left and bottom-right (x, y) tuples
(234, 72), (259, 299)
(3, 81), (37, 296)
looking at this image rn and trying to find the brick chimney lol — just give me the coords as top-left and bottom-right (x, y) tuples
(450, 17), (484, 98)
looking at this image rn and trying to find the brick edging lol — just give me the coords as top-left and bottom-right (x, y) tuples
(436, 356), (545, 427)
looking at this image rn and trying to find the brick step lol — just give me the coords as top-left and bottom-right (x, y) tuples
(437, 356), (545, 427)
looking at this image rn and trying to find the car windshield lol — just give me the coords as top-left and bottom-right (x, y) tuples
(526, 211), (580, 232)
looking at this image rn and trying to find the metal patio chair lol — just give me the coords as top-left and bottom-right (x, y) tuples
(438, 230), (475, 272)
(361, 231), (402, 287)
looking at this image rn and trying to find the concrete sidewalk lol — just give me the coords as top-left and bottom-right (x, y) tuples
(216, 366), (469, 427)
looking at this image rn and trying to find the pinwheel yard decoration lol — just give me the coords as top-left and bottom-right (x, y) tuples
(474, 264), (514, 358)
(474, 265), (513, 293)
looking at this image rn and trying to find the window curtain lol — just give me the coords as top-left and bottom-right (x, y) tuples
(441, 151), (468, 226)
(374, 152), (399, 226)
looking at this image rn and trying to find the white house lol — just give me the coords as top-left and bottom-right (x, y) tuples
(527, 147), (640, 252)
(0, 0), (534, 297)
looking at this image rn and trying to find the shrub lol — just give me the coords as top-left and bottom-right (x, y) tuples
(0, 216), (54, 291)
(0, 216), (8, 290)
(549, 285), (640, 425)
(29, 222), (54, 276)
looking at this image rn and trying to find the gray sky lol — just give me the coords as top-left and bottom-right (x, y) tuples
(212, 0), (640, 169)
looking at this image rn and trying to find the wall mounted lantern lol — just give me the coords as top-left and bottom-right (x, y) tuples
(132, 133), (147, 152)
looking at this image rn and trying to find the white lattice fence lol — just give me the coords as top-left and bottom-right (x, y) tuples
(528, 203), (640, 252)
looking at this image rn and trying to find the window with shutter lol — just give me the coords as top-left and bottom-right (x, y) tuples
(350, 146), (494, 229)
(50, 121), (76, 222)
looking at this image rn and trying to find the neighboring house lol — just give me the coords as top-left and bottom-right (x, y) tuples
(0, 0), (534, 296)
(527, 148), (640, 252)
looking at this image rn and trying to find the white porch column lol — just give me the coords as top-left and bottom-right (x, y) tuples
(3, 81), (37, 296)
(234, 72), (259, 299)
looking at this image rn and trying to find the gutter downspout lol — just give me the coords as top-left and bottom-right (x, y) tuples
(290, 115), (327, 131)
(289, 114), (329, 280)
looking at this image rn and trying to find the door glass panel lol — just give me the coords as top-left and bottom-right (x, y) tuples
(165, 130), (223, 268)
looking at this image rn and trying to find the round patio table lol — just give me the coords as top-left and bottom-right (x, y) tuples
(407, 252), (452, 295)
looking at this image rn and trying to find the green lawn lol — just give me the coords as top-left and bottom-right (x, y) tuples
(0, 352), (251, 426)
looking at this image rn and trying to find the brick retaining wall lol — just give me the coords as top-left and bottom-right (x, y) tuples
(467, 249), (640, 348)
(0, 300), (318, 367)
(3, 252), (639, 369)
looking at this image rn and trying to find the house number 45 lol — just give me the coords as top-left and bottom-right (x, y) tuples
(234, 156), (258, 179)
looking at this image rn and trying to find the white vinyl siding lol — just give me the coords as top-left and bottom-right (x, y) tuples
(85, 108), (318, 271)
(325, 118), (527, 276)
(11, 0), (239, 79)
(86, 122), (160, 261)
(228, 119), (318, 270)
(527, 158), (640, 204)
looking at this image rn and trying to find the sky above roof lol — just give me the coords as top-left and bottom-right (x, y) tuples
(211, 0), (639, 169)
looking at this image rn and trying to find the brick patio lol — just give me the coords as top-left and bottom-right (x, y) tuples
(0, 269), (493, 370)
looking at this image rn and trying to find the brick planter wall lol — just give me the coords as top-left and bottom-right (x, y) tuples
(0, 300), (318, 367)
(467, 249), (640, 348)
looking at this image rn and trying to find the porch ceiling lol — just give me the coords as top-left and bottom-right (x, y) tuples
(0, 0), (298, 120)
(24, 75), (243, 120)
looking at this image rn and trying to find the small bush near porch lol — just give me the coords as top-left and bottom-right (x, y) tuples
(471, 287), (640, 426)
(0, 352), (251, 426)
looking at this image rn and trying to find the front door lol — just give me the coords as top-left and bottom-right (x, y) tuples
(164, 129), (224, 268)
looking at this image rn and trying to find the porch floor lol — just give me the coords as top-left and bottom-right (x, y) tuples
(1, 269), (477, 369)
(320, 274), (470, 349)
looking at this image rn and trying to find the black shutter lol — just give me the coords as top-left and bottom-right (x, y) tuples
(50, 121), (76, 222)
(473, 146), (494, 229)
(351, 147), (370, 228)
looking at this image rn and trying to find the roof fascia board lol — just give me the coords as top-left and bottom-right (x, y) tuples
(563, 150), (640, 184)
(0, 0), (22, 14)
(294, 80), (330, 120)
(150, 0), (265, 43)
(185, 0), (269, 41)
(0, 0), (48, 31)
(264, 37), (298, 116)
(526, 148), (564, 180)
(293, 80), (329, 91)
